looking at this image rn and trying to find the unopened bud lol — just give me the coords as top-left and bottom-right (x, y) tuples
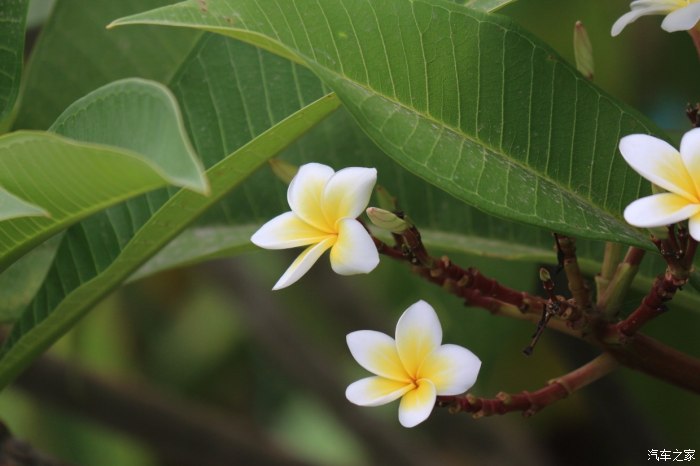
(366, 207), (410, 233)
(539, 267), (551, 282)
(574, 21), (594, 80)
(268, 158), (298, 184)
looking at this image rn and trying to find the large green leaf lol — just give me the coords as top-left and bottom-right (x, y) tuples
(111, 0), (661, 247)
(0, 35), (340, 389)
(0, 0), (29, 128)
(14, 0), (202, 130)
(102, 34), (693, 314)
(0, 79), (208, 271)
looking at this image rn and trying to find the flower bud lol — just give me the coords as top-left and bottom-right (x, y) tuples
(268, 158), (298, 184)
(574, 21), (594, 80)
(366, 207), (410, 233)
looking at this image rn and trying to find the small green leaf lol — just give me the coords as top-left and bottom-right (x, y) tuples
(110, 0), (659, 248)
(0, 79), (208, 271)
(0, 92), (341, 390)
(0, 0), (29, 127)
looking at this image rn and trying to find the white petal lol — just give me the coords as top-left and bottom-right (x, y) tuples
(345, 376), (413, 407)
(346, 330), (410, 382)
(662, 3), (700, 31)
(398, 379), (437, 428)
(251, 212), (332, 249)
(321, 167), (377, 223)
(619, 134), (697, 201)
(272, 237), (335, 290)
(611, 5), (674, 36)
(688, 213), (700, 241)
(395, 300), (442, 378)
(419, 344), (481, 396)
(623, 193), (700, 227)
(329, 219), (380, 275)
(680, 127), (700, 196)
(287, 163), (334, 232)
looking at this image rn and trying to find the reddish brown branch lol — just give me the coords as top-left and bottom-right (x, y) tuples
(616, 271), (684, 336)
(603, 334), (700, 394)
(374, 235), (546, 314)
(617, 229), (696, 336)
(437, 353), (618, 417)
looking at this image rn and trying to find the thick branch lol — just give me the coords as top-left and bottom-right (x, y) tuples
(437, 353), (618, 417)
(602, 334), (700, 394)
(373, 227), (700, 395)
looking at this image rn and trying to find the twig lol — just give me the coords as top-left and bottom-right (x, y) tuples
(617, 228), (696, 335)
(554, 234), (591, 315)
(437, 353), (618, 417)
(374, 236), (546, 315)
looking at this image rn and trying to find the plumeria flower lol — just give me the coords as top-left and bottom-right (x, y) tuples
(345, 300), (481, 428)
(611, 0), (700, 36)
(251, 163), (379, 290)
(620, 128), (700, 240)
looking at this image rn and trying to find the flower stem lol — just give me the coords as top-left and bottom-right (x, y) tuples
(554, 234), (591, 316)
(437, 353), (618, 417)
(598, 246), (645, 317)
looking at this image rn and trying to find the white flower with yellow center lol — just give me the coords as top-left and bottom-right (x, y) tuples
(251, 162), (379, 290)
(345, 300), (481, 428)
(621, 128), (700, 240)
(612, 0), (700, 36)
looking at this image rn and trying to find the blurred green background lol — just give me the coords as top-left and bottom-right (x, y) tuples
(2, 1), (699, 465)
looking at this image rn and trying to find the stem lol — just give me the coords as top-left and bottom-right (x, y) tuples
(598, 247), (645, 317)
(437, 353), (618, 417)
(603, 334), (700, 394)
(595, 242), (624, 297)
(555, 235), (591, 315)
(616, 273), (678, 336)
(374, 236), (546, 314)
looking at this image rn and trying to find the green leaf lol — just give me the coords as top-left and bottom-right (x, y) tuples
(121, 34), (699, 316)
(0, 0), (29, 127)
(0, 186), (47, 221)
(0, 34), (340, 389)
(14, 0), (202, 130)
(0, 78), (208, 271)
(111, 0), (660, 247)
